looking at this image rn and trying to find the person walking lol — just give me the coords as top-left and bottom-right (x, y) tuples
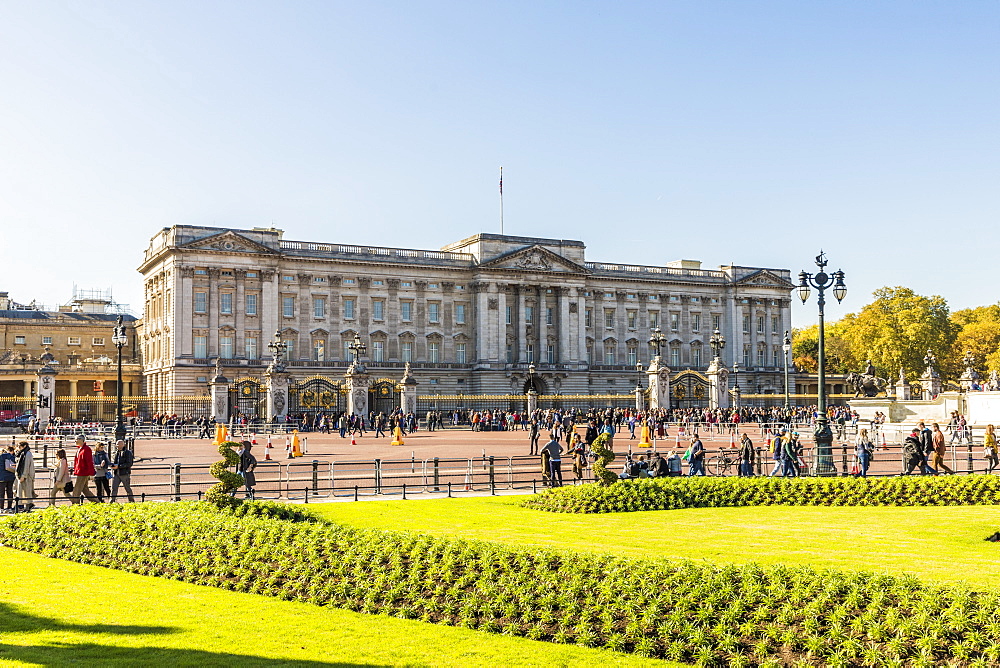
(768, 429), (785, 477)
(14, 442), (35, 511)
(738, 433), (755, 477)
(0, 444), (15, 512)
(528, 418), (540, 455)
(92, 443), (112, 502)
(931, 423), (955, 474)
(985, 424), (999, 474)
(782, 431), (799, 477)
(110, 440), (135, 502)
(917, 422), (937, 475)
(855, 428), (874, 477)
(71, 436), (100, 504)
(901, 429), (923, 475)
(238, 441), (258, 500)
(541, 433), (563, 487)
(49, 449), (74, 507)
(687, 434), (706, 476)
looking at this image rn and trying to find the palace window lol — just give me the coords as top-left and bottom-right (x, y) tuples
(282, 296), (296, 318)
(546, 307), (553, 325)
(92, 337), (105, 346)
(428, 302), (440, 323)
(627, 311), (637, 329)
(194, 292), (207, 314)
(649, 311), (659, 329)
(757, 316), (765, 334)
(585, 308), (592, 327)
(773, 347), (780, 368)
(742, 315), (751, 334)
(456, 343), (467, 364)
(428, 341), (440, 363)
(246, 272), (257, 278)
(219, 336), (234, 359)
(505, 306), (512, 325)
(193, 335), (207, 359)
(372, 300), (384, 321)
(14, 335), (26, 345)
(401, 341), (413, 362)
(547, 344), (555, 364)
(692, 347), (702, 367)
(401, 301), (413, 322)
(604, 344), (615, 365)
(343, 299), (355, 320)
(772, 316), (780, 334)
(757, 347), (765, 367)
(41, 336), (52, 346)
(68, 337), (80, 345)
(604, 309), (615, 328)
(692, 314), (701, 332)
(743, 347), (751, 368)
(526, 343), (534, 363)
(670, 347), (680, 367)
(313, 297), (326, 319)
(313, 339), (325, 362)
(455, 303), (466, 324)
(220, 293), (233, 315)
(245, 335), (258, 360)
(284, 339), (295, 360)
(506, 344), (513, 363)
(245, 293), (258, 316)
(372, 340), (384, 362)
(713, 315), (721, 331)
(525, 305), (535, 323)
(343, 278), (355, 285)
(627, 345), (638, 366)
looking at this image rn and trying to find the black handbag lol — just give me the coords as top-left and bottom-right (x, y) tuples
(63, 481), (74, 494)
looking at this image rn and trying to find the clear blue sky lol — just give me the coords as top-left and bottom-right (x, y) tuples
(2, 1), (997, 327)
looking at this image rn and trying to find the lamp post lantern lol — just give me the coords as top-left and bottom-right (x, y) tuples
(648, 327), (666, 360)
(266, 330), (288, 370)
(797, 251), (847, 474)
(347, 333), (367, 368)
(111, 315), (129, 442)
(732, 361), (741, 408)
(782, 331), (792, 412)
(709, 328), (725, 361)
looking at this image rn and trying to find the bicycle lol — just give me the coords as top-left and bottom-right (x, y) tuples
(707, 449), (739, 476)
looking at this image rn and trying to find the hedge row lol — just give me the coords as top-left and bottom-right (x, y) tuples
(3, 502), (1000, 666)
(521, 475), (1000, 514)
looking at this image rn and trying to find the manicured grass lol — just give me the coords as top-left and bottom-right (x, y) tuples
(310, 495), (1000, 588)
(0, 547), (670, 667)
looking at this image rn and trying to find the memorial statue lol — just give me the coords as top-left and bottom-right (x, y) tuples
(214, 356), (224, 380)
(846, 360), (888, 398)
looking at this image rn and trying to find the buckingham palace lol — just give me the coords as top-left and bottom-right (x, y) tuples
(137, 225), (794, 404)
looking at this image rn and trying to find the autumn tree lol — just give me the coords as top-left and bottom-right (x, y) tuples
(840, 287), (957, 381)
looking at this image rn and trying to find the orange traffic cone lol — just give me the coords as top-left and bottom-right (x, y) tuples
(730, 432), (736, 449)
(351, 433), (357, 445)
(285, 436), (292, 459)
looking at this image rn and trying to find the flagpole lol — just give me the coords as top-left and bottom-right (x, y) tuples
(499, 166), (504, 235)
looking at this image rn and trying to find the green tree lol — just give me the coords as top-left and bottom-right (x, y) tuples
(791, 319), (856, 374)
(841, 287), (957, 381)
(948, 304), (1000, 377)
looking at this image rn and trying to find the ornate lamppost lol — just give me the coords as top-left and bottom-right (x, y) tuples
(783, 331), (792, 412)
(797, 252), (847, 474)
(709, 328), (725, 362)
(266, 329), (288, 371)
(111, 315), (129, 442)
(347, 333), (367, 370)
(648, 327), (666, 360)
(525, 362), (538, 414)
(731, 361), (741, 409)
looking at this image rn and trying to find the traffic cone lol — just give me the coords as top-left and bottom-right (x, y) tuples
(637, 422), (652, 447)
(351, 432), (357, 445)
(285, 436), (292, 459)
(292, 431), (302, 457)
(730, 432), (736, 449)
(391, 426), (405, 446)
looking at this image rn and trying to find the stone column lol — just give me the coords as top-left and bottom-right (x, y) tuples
(208, 269), (220, 356)
(22, 379), (32, 397)
(400, 363), (418, 414)
(516, 285), (527, 363)
(558, 287), (571, 364)
(706, 357), (730, 410)
(265, 369), (290, 423)
(345, 365), (370, 417)
(894, 368), (911, 401)
(646, 358), (671, 410)
(526, 389), (538, 414)
(35, 364), (57, 426)
(634, 383), (645, 411)
(209, 366), (229, 423)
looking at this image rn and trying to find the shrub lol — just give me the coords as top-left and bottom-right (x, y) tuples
(2, 502), (999, 665)
(206, 440), (245, 508)
(590, 433), (617, 486)
(521, 475), (1000, 514)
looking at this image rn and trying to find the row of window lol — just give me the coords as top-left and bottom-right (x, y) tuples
(194, 291), (468, 325)
(578, 309), (722, 332)
(12, 335), (106, 346)
(742, 315), (784, 335)
(195, 335), (467, 364)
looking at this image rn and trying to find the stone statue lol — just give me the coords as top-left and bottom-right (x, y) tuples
(923, 350), (939, 378)
(846, 362), (889, 397)
(990, 370), (1000, 391)
(864, 359), (875, 377)
(214, 357), (224, 379)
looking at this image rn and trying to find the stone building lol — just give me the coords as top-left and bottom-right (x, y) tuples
(137, 226), (794, 406)
(0, 290), (142, 417)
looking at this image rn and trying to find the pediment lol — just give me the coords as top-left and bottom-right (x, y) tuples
(735, 269), (794, 289)
(478, 245), (588, 274)
(180, 231), (278, 255)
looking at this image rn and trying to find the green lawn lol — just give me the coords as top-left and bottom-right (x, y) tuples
(0, 548), (670, 667)
(310, 495), (1000, 588)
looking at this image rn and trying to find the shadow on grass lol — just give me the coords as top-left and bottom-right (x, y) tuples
(0, 602), (386, 667)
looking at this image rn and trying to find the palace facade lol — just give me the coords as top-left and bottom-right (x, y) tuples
(137, 226), (795, 402)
